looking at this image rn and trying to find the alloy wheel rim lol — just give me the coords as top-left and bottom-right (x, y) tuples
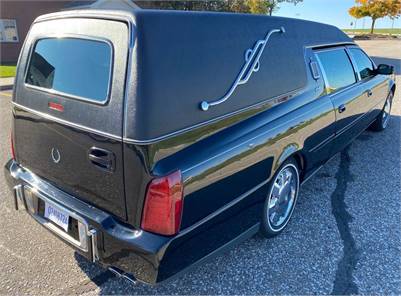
(382, 95), (392, 128)
(267, 164), (299, 231)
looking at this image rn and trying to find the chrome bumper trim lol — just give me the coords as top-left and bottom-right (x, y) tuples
(88, 229), (99, 263)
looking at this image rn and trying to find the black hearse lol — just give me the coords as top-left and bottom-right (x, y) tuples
(5, 0), (396, 284)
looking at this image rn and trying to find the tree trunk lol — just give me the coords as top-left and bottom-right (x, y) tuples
(269, 0), (275, 16)
(370, 18), (376, 34)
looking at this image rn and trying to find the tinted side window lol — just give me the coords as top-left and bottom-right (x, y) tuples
(349, 48), (374, 80)
(26, 38), (112, 103)
(316, 49), (356, 93)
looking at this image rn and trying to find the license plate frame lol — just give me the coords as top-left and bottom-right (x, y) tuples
(16, 185), (91, 253)
(44, 202), (70, 232)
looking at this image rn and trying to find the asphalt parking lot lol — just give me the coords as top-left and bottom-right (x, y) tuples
(0, 40), (400, 295)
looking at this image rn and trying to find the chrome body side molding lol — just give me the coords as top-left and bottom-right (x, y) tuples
(12, 89), (300, 145)
(200, 27), (286, 111)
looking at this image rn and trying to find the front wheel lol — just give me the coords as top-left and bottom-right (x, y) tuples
(260, 158), (300, 238)
(370, 91), (393, 132)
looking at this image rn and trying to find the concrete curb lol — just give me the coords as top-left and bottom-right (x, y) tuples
(0, 77), (14, 91)
(0, 84), (13, 91)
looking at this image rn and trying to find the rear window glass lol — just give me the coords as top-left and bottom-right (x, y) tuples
(316, 49), (356, 93)
(25, 38), (112, 103)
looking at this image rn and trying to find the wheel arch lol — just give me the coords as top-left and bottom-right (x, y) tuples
(391, 84), (396, 95)
(390, 80), (396, 95)
(274, 144), (306, 182)
(292, 152), (306, 181)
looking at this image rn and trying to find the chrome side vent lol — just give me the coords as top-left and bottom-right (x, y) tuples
(310, 61), (321, 80)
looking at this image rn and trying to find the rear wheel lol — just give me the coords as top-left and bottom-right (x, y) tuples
(370, 91), (393, 132)
(260, 158), (300, 238)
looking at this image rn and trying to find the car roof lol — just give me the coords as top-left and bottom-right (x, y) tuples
(33, 0), (355, 142)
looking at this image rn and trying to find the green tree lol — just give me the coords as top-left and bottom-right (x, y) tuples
(228, 0), (252, 13)
(349, 0), (401, 34)
(265, 0), (303, 16)
(135, 0), (302, 15)
(242, 0), (303, 15)
(246, 0), (270, 14)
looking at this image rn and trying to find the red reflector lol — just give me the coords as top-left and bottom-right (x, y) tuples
(48, 102), (64, 112)
(11, 134), (15, 159)
(141, 171), (183, 236)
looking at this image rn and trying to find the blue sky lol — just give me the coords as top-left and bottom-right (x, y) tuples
(276, 0), (401, 29)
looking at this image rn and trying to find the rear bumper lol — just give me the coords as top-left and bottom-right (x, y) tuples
(4, 159), (168, 284)
(4, 159), (263, 284)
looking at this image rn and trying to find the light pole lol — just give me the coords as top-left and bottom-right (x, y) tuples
(391, 18), (395, 36)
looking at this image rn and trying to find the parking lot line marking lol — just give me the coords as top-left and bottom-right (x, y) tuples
(0, 92), (12, 98)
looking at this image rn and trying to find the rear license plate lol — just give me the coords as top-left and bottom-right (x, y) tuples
(44, 202), (70, 232)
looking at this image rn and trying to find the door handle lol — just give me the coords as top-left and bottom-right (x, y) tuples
(338, 104), (346, 113)
(88, 147), (115, 172)
(366, 89), (373, 97)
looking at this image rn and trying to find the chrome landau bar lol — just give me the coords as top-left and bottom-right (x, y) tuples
(200, 27), (286, 111)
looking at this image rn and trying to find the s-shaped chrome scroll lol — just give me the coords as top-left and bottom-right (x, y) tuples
(200, 27), (286, 111)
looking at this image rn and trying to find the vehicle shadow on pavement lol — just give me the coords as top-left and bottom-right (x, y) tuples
(73, 115), (400, 295)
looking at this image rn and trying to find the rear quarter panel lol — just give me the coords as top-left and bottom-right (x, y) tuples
(148, 49), (336, 230)
(141, 56), (338, 281)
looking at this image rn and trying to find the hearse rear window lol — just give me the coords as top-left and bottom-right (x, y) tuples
(25, 38), (112, 103)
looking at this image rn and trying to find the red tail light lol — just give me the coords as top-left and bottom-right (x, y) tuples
(141, 171), (183, 236)
(11, 134), (15, 159)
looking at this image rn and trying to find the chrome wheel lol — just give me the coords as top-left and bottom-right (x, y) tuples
(267, 164), (299, 232)
(382, 94), (392, 129)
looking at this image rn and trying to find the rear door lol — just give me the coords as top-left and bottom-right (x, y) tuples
(13, 17), (129, 220)
(315, 47), (368, 153)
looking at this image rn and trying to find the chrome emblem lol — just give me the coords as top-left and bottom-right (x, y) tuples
(51, 148), (61, 163)
(200, 27), (286, 111)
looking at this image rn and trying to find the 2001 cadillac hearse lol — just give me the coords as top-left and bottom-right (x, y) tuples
(4, 0), (396, 284)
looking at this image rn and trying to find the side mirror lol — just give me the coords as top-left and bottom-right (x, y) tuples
(375, 64), (394, 75)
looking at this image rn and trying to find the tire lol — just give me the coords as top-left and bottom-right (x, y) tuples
(370, 91), (394, 132)
(260, 158), (300, 238)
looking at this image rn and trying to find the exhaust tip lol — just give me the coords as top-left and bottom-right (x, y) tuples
(108, 267), (137, 285)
